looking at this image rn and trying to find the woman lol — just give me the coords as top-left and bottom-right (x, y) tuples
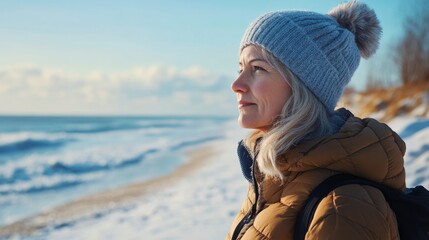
(227, 1), (406, 240)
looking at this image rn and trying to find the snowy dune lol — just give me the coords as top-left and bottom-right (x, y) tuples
(3, 117), (429, 240)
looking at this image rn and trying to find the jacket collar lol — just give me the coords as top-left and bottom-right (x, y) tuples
(276, 116), (406, 190)
(236, 109), (406, 191)
(237, 140), (253, 183)
(237, 108), (352, 183)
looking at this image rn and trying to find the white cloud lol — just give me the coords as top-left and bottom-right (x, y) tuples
(180, 65), (218, 86)
(172, 91), (191, 105)
(80, 85), (110, 103)
(131, 96), (159, 106)
(0, 85), (10, 93)
(0, 65), (234, 115)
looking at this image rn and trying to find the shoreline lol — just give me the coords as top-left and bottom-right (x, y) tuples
(0, 142), (219, 238)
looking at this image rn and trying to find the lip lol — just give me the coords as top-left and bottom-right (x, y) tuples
(238, 100), (256, 109)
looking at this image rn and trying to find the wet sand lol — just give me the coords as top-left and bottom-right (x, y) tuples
(0, 144), (217, 238)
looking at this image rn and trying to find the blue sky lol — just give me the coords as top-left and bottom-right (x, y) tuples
(0, 0), (412, 115)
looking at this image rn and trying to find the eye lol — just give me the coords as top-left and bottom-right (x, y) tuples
(254, 66), (266, 72)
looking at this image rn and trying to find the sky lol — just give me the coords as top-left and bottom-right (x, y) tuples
(0, 0), (414, 116)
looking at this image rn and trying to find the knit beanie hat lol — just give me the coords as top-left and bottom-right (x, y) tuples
(240, 1), (381, 111)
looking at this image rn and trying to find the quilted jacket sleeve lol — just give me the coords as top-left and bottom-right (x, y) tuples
(305, 184), (400, 240)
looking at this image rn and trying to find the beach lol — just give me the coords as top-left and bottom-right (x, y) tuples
(1, 116), (429, 239)
(0, 144), (215, 235)
(0, 118), (249, 239)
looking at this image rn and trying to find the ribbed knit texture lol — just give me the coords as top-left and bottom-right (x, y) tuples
(240, 11), (361, 111)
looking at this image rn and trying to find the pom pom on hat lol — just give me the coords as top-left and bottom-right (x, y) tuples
(328, 0), (382, 59)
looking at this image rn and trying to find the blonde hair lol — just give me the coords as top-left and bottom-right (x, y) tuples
(243, 45), (335, 182)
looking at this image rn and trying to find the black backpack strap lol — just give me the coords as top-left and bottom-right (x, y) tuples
(293, 174), (390, 240)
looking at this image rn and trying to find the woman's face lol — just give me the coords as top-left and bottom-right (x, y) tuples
(232, 46), (292, 132)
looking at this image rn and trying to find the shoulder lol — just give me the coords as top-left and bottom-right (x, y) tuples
(281, 171), (400, 239)
(307, 183), (400, 239)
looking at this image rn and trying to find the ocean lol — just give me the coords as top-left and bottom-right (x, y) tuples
(0, 115), (231, 226)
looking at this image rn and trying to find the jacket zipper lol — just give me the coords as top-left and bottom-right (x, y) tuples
(231, 173), (259, 240)
(231, 143), (260, 240)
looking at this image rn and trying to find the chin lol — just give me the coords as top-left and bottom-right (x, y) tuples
(237, 116), (269, 131)
(237, 118), (254, 129)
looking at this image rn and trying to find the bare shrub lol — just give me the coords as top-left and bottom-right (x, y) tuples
(395, 0), (429, 84)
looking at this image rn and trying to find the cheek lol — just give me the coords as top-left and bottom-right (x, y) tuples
(253, 82), (273, 102)
(272, 89), (290, 110)
(255, 81), (290, 112)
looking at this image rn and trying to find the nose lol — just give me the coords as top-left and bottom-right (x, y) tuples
(231, 73), (247, 93)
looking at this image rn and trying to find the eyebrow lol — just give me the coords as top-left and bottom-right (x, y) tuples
(239, 58), (267, 66)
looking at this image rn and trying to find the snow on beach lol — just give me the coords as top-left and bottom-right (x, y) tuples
(2, 120), (249, 240)
(35, 132), (248, 240)
(3, 117), (429, 240)
(390, 117), (429, 187)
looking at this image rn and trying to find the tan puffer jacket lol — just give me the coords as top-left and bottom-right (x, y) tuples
(226, 116), (406, 240)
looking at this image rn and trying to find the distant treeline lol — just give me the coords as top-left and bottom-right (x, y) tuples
(366, 0), (429, 90)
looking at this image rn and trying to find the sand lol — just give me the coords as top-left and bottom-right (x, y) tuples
(0, 144), (218, 238)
